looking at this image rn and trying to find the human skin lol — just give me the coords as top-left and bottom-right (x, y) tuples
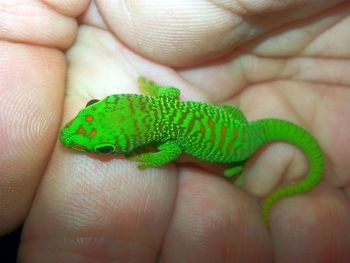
(1, 0), (350, 262)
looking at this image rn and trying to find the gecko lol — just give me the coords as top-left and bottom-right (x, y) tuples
(60, 76), (324, 227)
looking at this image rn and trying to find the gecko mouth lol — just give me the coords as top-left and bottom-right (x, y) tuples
(71, 144), (88, 152)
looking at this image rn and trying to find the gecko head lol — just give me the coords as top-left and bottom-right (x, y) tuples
(59, 97), (123, 155)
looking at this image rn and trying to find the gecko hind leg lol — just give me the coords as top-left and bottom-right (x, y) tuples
(138, 76), (180, 98)
(222, 105), (247, 123)
(224, 161), (246, 188)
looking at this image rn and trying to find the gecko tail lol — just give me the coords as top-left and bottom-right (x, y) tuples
(248, 118), (324, 227)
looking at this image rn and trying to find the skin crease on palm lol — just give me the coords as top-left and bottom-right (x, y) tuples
(1, 0), (350, 262)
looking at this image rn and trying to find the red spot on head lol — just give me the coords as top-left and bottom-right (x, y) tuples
(85, 115), (94, 123)
(77, 126), (86, 135)
(89, 129), (97, 138)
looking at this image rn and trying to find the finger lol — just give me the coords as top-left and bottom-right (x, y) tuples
(93, 0), (339, 66)
(0, 0), (78, 49)
(159, 168), (272, 263)
(19, 147), (178, 262)
(271, 183), (350, 262)
(0, 0), (85, 236)
(0, 42), (65, 234)
(41, 0), (89, 17)
(64, 26), (209, 102)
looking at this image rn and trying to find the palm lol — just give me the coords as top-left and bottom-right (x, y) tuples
(1, 1), (349, 262)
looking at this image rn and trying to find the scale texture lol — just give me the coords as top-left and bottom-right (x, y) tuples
(60, 77), (324, 227)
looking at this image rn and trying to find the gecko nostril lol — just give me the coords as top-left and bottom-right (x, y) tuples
(65, 117), (76, 127)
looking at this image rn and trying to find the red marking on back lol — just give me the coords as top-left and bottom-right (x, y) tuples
(89, 129), (97, 138)
(227, 140), (234, 152)
(226, 128), (238, 153)
(210, 134), (216, 142)
(218, 126), (226, 148)
(234, 128), (238, 138)
(77, 126), (86, 135)
(242, 132), (246, 141)
(200, 125), (205, 134)
(85, 115), (94, 122)
(208, 119), (214, 128)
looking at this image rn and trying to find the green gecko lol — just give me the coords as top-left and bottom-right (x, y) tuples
(60, 77), (324, 227)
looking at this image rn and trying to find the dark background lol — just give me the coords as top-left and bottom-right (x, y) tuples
(0, 226), (21, 263)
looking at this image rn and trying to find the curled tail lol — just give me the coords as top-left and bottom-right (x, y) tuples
(248, 118), (324, 227)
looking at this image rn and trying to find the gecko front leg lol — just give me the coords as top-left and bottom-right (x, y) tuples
(138, 76), (180, 98)
(128, 140), (182, 169)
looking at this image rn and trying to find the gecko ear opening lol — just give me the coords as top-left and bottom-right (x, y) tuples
(94, 144), (115, 154)
(86, 99), (100, 107)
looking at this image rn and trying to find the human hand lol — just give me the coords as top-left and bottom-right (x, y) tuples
(1, 1), (350, 262)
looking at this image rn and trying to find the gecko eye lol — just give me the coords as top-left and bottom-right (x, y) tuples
(86, 99), (100, 107)
(94, 144), (115, 154)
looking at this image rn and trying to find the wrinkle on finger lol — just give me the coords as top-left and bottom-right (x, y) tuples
(0, 0), (78, 48)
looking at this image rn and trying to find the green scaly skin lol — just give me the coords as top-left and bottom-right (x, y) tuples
(60, 77), (324, 227)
